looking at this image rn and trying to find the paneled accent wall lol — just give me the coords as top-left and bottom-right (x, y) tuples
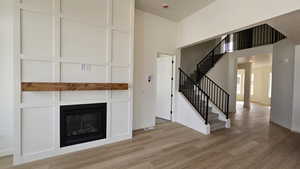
(14, 0), (134, 164)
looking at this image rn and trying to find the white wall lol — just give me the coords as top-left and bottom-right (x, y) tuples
(178, 0), (300, 47)
(251, 66), (272, 106)
(134, 9), (177, 130)
(231, 45), (274, 58)
(292, 45), (300, 133)
(206, 54), (237, 112)
(226, 53), (238, 112)
(203, 45), (274, 112)
(175, 93), (209, 135)
(0, 0), (14, 157)
(180, 39), (217, 75)
(271, 39), (295, 129)
(15, 0), (134, 164)
(231, 45), (274, 109)
(237, 63), (252, 108)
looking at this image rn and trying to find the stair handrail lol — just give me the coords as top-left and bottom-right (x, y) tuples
(181, 25), (287, 123)
(198, 72), (230, 119)
(198, 72), (230, 96)
(179, 68), (210, 124)
(197, 35), (230, 67)
(179, 68), (209, 98)
(195, 35), (231, 120)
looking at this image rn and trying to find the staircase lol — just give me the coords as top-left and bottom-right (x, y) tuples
(178, 24), (286, 133)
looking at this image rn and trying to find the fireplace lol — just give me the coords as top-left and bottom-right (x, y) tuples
(60, 103), (107, 147)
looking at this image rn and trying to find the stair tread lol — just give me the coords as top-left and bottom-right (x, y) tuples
(210, 118), (226, 132)
(208, 113), (218, 118)
(209, 119), (226, 124)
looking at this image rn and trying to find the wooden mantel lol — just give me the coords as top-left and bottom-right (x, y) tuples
(22, 82), (128, 91)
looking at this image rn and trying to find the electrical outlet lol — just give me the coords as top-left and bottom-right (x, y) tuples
(86, 64), (91, 72)
(80, 64), (92, 72)
(81, 64), (85, 72)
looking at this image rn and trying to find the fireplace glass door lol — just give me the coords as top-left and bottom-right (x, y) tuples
(60, 103), (107, 147)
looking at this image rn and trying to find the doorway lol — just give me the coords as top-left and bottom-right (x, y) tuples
(156, 53), (175, 124)
(236, 53), (273, 110)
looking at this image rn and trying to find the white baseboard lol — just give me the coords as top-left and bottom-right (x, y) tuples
(14, 134), (132, 165)
(291, 127), (300, 134)
(176, 93), (210, 135)
(0, 148), (13, 158)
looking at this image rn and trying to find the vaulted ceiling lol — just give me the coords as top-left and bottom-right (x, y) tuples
(268, 10), (300, 45)
(135, 0), (216, 22)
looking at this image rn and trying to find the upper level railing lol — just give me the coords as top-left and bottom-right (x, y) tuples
(179, 24), (286, 122)
(197, 35), (230, 76)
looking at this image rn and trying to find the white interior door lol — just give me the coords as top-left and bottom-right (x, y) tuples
(156, 55), (173, 120)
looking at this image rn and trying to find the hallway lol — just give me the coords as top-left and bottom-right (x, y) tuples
(2, 103), (300, 169)
(235, 101), (271, 131)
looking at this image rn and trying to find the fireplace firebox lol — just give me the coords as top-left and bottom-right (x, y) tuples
(60, 103), (107, 147)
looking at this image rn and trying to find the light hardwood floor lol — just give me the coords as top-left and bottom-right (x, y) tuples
(2, 102), (300, 169)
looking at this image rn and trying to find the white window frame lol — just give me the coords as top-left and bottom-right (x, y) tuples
(268, 72), (272, 98)
(237, 74), (242, 95)
(250, 73), (255, 96)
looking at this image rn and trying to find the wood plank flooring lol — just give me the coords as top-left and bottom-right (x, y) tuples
(3, 102), (300, 169)
(0, 156), (12, 169)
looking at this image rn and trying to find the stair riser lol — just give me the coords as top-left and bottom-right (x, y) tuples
(211, 123), (226, 131)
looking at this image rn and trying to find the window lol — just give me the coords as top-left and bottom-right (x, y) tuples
(268, 73), (272, 98)
(237, 74), (242, 95)
(250, 73), (254, 96)
(223, 34), (234, 53)
(228, 34), (234, 52)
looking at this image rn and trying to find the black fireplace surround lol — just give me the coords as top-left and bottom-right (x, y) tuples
(60, 103), (107, 147)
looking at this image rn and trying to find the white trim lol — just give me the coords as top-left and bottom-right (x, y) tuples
(171, 55), (176, 122)
(156, 53), (176, 122)
(157, 52), (176, 58)
(0, 149), (13, 158)
(19, 6), (54, 16)
(291, 127), (300, 134)
(14, 0), (135, 165)
(14, 134), (131, 165)
(13, 0), (22, 163)
(175, 93), (210, 135)
(128, 0), (135, 134)
(209, 101), (231, 128)
(60, 16), (108, 30)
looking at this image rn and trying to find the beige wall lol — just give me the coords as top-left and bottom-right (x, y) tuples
(251, 66), (272, 106)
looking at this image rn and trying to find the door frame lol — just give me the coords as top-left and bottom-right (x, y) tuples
(156, 52), (176, 122)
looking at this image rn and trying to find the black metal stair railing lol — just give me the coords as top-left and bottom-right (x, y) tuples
(179, 68), (210, 124)
(179, 24), (286, 124)
(198, 72), (229, 119)
(196, 35), (231, 79)
(196, 35), (231, 119)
